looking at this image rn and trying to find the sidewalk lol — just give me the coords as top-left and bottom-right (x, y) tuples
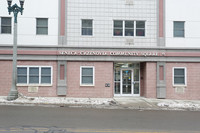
(0, 94), (200, 111)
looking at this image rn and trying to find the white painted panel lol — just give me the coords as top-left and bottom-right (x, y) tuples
(0, 0), (59, 46)
(165, 0), (200, 48)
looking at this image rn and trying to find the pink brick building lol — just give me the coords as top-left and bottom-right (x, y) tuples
(0, 0), (200, 100)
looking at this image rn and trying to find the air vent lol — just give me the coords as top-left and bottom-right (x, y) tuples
(126, 0), (133, 5)
(125, 38), (134, 45)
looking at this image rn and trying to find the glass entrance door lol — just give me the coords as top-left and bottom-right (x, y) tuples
(114, 63), (140, 96)
(121, 69), (133, 95)
(120, 69), (140, 96)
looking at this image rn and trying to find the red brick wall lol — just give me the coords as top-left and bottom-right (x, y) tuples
(0, 61), (57, 97)
(166, 63), (200, 100)
(141, 62), (157, 98)
(67, 61), (114, 98)
(0, 61), (12, 96)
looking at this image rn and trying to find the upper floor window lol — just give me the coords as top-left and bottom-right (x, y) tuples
(113, 20), (145, 37)
(136, 21), (145, 36)
(173, 67), (186, 86)
(1, 17), (12, 34)
(82, 19), (93, 36)
(36, 18), (48, 35)
(125, 21), (134, 36)
(17, 66), (52, 85)
(174, 21), (185, 37)
(114, 20), (123, 36)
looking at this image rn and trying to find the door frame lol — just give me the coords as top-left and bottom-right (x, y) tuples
(114, 68), (140, 96)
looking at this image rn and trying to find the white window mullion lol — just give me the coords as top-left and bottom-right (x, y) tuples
(39, 67), (41, 84)
(0, 18), (1, 33)
(134, 21), (136, 37)
(27, 67), (29, 84)
(123, 21), (125, 36)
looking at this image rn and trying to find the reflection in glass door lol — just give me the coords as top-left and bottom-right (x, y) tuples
(121, 70), (132, 95)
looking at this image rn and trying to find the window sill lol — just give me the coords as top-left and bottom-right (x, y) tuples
(112, 36), (145, 38)
(17, 84), (52, 87)
(173, 85), (187, 87)
(80, 84), (95, 87)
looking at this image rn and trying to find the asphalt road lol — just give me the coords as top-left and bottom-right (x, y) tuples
(0, 105), (200, 133)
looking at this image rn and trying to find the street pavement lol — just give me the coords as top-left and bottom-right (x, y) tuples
(0, 106), (200, 133)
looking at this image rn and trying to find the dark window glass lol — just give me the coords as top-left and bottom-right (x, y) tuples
(82, 68), (93, 84)
(1, 17), (11, 34)
(136, 21), (145, 36)
(17, 67), (27, 84)
(174, 21), (185, 37)
(82, 19), (93, 35)
(125, 21), (134, 36)
(36, 18), (48, 35)
(41, 68), (51, 84)
(174, 68), (185, 85)
(114, 20), (123, 36)
(29, 67), (39, 84)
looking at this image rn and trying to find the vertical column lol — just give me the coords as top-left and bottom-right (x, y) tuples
(157, 0), (165, 47)
(57, 61), (67, 95)
(156, 62), (166, 98)
(58, 0), (66, 45)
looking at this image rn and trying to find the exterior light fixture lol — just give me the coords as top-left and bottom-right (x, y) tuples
(7, 0), (25, 101)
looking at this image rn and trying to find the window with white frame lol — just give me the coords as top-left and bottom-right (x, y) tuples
(80, 66), (94, 86)
(36, 18), (48, 35)
(173, 67), (186, 86)
(17, 66), (52, 85)
(81, 19), (93, 36)
(113, 20), (145, 37)
(1, 17), (12, 34)
(174, 21), (185, 37)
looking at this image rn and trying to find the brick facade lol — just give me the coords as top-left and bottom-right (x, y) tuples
(166, 63), (200, 100)
(67, 62), (114, 98)
(0, 61), (57, 97)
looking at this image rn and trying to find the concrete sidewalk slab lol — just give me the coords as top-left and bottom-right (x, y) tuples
(114, 97), (200, 111)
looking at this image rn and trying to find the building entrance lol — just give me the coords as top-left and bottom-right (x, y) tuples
(114, 63), (140, 96)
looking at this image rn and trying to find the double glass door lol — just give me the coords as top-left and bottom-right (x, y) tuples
(115, 69), (140, 96)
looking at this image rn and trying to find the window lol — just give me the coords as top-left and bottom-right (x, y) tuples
(113, 20), (145, 37)
(174, 21), (185, 37)
(173, 68), (186, 86)
(125, 21), (134, 36)
(1, 17), (11, 34)
(36, 18), (48, 35)
(114, 20), (123, 36)
(82, 19), (93, 36)
(136, 21), (145, 36)
(17, 66), (52, 85)
(80, 66), (94, 86)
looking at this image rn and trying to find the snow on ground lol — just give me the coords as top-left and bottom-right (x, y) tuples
(157, 101), (200, 110)
(0, 94), (114, 106)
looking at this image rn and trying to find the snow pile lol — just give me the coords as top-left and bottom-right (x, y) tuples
(0, 95), (114, 107)
(157, 101), (200, 110)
